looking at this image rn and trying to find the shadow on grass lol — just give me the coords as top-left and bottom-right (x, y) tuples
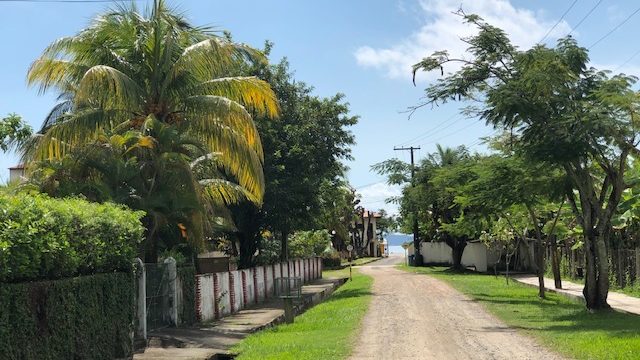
(324, 287), (373, 303)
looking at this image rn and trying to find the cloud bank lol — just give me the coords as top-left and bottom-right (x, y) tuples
(355, 0), (570, 81)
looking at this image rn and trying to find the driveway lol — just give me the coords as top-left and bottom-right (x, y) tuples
(349, 255), (564, 360)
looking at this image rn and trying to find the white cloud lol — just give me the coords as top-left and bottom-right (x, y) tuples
(357, 182), (402, 216)
(354, 0), (571, 81)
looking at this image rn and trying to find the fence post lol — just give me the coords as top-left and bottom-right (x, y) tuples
(164, 257), (178, 326)
(134, 258), (146, 340)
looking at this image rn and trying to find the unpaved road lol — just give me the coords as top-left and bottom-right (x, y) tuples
(349, 255), (564, 360)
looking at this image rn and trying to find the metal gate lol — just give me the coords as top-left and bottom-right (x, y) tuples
(145, 262), (176, 331)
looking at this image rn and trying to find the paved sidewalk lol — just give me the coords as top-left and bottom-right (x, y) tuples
(512, 275), (640, 315)
(134, 277), (345, 359)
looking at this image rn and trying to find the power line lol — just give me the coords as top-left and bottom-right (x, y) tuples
(568, 0), (604, 36)
(588, 5), (640, 49)
(615, 48), (640, 72)
(419, 118), (483, 147)
(396, 112), (458, 147)
(539, 0), (579, 44)
(399, 115), (467, 147)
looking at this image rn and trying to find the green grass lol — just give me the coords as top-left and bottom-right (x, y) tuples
(341, 257), (380, 266)
(232, 271), (373, 360)
(398, 265), (640, 359)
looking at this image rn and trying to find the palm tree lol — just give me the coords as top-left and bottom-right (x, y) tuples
(24, 0), (278, 260)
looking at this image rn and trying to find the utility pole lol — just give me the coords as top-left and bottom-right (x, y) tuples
(394, 146), (422, 266)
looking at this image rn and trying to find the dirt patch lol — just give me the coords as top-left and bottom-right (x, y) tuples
(350, 259), (564, 360)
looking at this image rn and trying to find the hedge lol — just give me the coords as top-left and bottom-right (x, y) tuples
(0, 272), (134, 359)
(178, 266), (196, 325)
(0, 193), (145, 282)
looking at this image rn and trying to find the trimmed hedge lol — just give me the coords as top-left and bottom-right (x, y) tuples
(178, 266), (196, 325)
(0, 193), (144, 282)
(0, 272), (134, 359)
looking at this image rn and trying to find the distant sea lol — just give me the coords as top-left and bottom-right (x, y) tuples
(385, 233), (412, 255)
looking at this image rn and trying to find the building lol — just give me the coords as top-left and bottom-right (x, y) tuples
(8, 164), (26, 183)
(352, 209), (383, 257)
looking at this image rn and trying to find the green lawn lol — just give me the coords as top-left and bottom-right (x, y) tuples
(341, 257), (380, 266)
(232, 270), (373, 360)
(398, 265), (640, 359)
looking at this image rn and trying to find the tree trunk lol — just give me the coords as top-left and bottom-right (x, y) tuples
(451, 240), (467, 271)
(582, 230), (610, 310)
(526, 205), (545, 299)
(237, 231), (257, 269)
(280, 228), (289, 262)
(550, 235), (562, 289)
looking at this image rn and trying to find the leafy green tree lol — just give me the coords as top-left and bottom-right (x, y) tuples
(0, 114), (31, 152)
(413, 12), (640, 309)
(461, 153), (566, 297)
(230, 57), (357, 266)
(289, 230), (331, 258)
(23, 1), (278, 261)
(374, 145), (480, 270)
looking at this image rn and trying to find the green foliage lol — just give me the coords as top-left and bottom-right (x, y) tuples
(177, 266), (197, 325)
(0, 192), (144, 282)
(231, 57), (357, 264)
(232, 271), (372, 359)
(0, 272), (134, 360)
(0, 113), (32, 152)
(321, 250), (342, 268)
(24, 1), (278, 260)
(289, 230), (331, 258)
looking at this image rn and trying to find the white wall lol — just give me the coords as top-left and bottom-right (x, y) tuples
(420, 242), (488, 272)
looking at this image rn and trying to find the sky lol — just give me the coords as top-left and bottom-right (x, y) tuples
(1, 0), (640, 215)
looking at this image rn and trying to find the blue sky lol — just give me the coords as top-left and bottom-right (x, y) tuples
(1, 0), (640, 214)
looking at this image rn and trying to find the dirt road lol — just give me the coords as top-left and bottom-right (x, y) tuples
(349, 255), (563, 360)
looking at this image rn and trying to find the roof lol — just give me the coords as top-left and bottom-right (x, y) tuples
(9, 164), (25, 170)
(363, 210), (382, 218)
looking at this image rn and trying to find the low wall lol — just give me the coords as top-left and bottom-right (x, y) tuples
(421, 242), (488, 272)
(195, 257), (323, 322)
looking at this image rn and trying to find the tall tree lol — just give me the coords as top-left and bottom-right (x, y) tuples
(24, 0), (278, 261)
(231, 57), (357, 266)
(0, 114), (32, 153)
(413, 12), (640, 309)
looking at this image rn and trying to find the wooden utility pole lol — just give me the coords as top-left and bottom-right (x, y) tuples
(394, 146), (422, 266)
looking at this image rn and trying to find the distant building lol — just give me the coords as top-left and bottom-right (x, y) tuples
(8, 164), (26, 183)
(352, 210), (383, 257)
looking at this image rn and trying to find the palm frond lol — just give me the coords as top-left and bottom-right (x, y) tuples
(75, 65), (144, 110)
(198, 77), (279, 119)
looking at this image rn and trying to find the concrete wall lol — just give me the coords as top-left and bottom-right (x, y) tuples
(217, 272), (231, 317)
(195, 258), (322, 322)
(421, 242), (488, 272)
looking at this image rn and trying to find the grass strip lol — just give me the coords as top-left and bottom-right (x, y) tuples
(398, 265), (640, 360)
(232, 270), (373, 360)
(341, 257), (380, 266)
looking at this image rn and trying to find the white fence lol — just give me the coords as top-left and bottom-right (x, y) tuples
(195, 257), (323, 322)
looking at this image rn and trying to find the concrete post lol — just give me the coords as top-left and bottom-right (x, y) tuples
(636, 247), (640, 283)
(164, 257), (178, 326)
(134, 258), (147, 340)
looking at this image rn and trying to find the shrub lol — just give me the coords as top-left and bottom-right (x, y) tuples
(322, 250), (342, 268)
(0, 272), (134, 359)
(0, 192), (144, 282)
(290, 230), (331, 258)
(178, 265), (197, 325)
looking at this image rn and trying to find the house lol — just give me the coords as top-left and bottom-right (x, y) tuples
(8, 164), (26, 183)
(352, 209), (383, 257)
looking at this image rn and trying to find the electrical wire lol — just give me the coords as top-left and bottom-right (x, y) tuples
(568, 0), (604, 36)
(615, 48), (640, 72)
(588, 5), (640, 49)
(395, 112), (459, 147)
(539, 0), (579, 43)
